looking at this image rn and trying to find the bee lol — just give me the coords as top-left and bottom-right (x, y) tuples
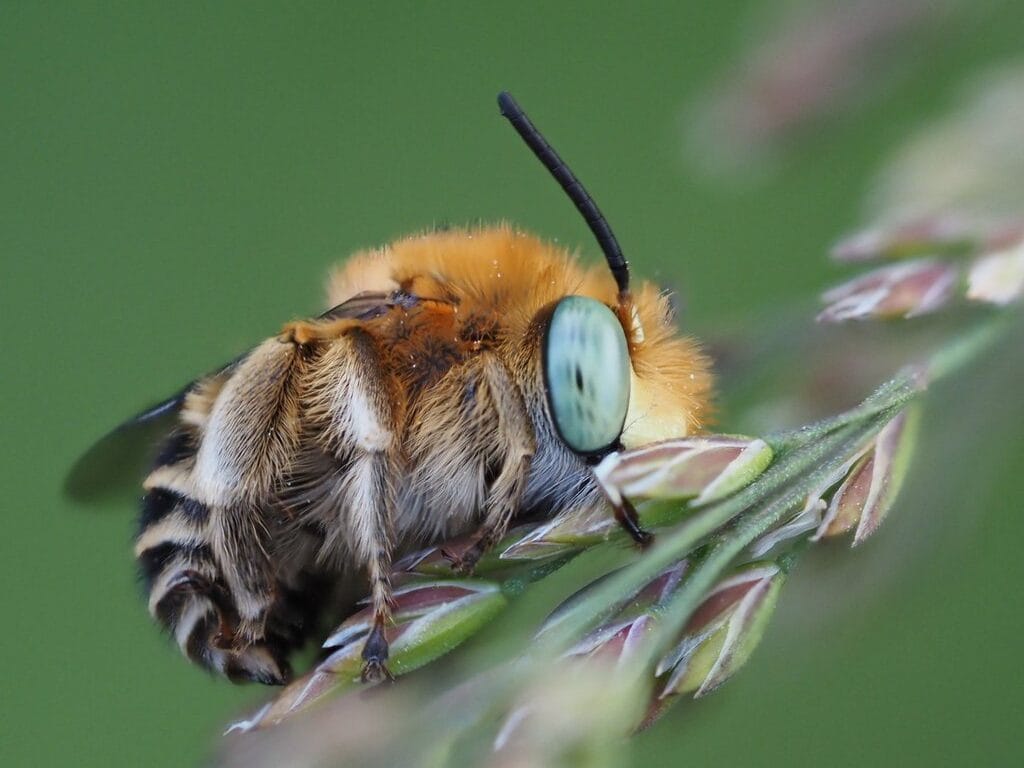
(67, 92), (712, 685)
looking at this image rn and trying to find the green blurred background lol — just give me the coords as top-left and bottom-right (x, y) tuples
(4, 1), (1024, 765)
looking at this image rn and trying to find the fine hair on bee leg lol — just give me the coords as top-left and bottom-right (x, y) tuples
(298, 326), (401, 682)
(193, 338), (306, 644)
(450, 354), (535, 572)
(135, 338), (306, 683)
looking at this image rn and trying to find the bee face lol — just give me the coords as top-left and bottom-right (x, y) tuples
(69, 93), (712, 686)
(542, 296), (631, 457)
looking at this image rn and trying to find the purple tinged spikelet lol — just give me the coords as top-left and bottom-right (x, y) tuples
(654, 561), (785, 701)
(967, 237), (1024, 306)
(814, 407), (920, 545)
(593, 436), (773, 507)
(818, 259), (960, 322)
(231, 580), (507, 730)
(495, 437), (772, 561)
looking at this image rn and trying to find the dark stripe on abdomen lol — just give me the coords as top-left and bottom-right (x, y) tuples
(137, 540), (214, 589)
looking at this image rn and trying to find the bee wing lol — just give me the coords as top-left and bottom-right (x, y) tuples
(66, 291), (402, 505)
(64, 349), (251, 504)
(64, 388), (192, 503)
(318, 290), (398, 321)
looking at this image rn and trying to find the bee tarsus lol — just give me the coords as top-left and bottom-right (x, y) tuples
(613, 497), (655, 550)
(442, 542), (486, 575)
(360, 623), (394, 683)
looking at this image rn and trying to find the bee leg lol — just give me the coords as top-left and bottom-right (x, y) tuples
(361, 620), (395, 683)
(164, 569), (240, 648)
(449, 355), (535, 575)
(192, 338), (307, 646)
(612, 496), (654, 549)
(137, 338), (309, 684)
(137, 487), (292, 683)
(357, 528), (397, 684)
(350, 438), (399, 683)
(303, 328), (401, 682)
(145, 554), (291, 684)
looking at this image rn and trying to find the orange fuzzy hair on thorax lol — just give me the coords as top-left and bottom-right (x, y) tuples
(326, 225), (712, 441)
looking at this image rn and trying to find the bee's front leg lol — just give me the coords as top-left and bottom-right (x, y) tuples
(610, 495), (654, 549)
(447, 355), (535, 575)
(592, 453), (654, 548)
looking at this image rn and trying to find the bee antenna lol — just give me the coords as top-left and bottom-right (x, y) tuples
(497, 91), (631, 298)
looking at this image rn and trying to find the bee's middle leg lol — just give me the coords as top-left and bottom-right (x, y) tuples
(305, 328), (401, 682)
(351, 449), (399, 683)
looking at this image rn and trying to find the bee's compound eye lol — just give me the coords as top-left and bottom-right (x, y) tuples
(543, 296), (631, 455)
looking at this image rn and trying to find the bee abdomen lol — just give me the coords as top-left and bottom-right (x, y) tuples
(135, 487), (218, 651)
(135, 486), (289, 684)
